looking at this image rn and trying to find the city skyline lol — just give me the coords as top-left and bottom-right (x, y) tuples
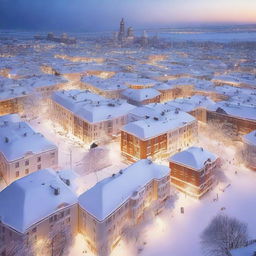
(0, 0), (256, 32)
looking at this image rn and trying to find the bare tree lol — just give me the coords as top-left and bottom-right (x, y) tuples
(200, 214), (249, 256)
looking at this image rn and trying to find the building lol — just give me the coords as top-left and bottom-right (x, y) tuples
(0, 169), (78, 256)
(78, 159), (170, 256)
(153, 83), (177, 102)
(51, 90), (135, 143)
(242, 130), (256, 170)
(121, 88), (161, 106)
(117, 18), (135, 45)
(81, 76), (128, 99)
(207, 102), (256, 137)
(0, 114), (58, 185)
(165, 95), (216, 122)
(0, 79), (32, 116)
(169, 147), (219, 198)
(121, 109), (198, 162)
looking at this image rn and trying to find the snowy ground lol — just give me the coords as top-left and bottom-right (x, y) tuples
(68, 123), (256, 256)
(25, 109), (256, 256)
(28, 110), (127, 196)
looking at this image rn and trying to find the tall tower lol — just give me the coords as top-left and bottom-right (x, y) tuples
(142, 30), (148, 47)
(118, 18), (125, 41)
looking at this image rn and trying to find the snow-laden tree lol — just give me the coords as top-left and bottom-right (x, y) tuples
(200, 214), (249, 256)
(4, 225), (72, 256)
(76, 146), (111, 176)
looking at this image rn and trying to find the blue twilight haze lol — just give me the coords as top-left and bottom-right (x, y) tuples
(0, 0), (256, 31)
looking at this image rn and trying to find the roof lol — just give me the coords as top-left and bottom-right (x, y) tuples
(0, 169), (78, 233)
(82, 75), (128, 91)
(52, 90), (135, 123)
(122, 88), (161, 102)
(165, 95), (216, 112)
(230, 242), (256, 256)
(169, 146), (218, 171)
(208, 101), (256, 121)
(243, 130), (256, 146)
(123, 110), (196, 140)
(0, 114), (57, 162)
(78, 159), (169, 221)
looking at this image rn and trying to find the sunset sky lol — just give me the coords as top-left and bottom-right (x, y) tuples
(0, 0), (256, 31)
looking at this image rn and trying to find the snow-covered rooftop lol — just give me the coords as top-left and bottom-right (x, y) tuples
(122, 88), (161, 102)
(0, 169), (78, 233)
(0, 114), (57, 162)
(243, 130), (256, 146)
(122, 110), (196, 139)
(208, 101), (256, 121)
(169, 146), (218, 171)
(165, 95), (216, 112)
(78, 159), (169, 221)
(82, 75), (128, 91)
(52, 90), (135, 123)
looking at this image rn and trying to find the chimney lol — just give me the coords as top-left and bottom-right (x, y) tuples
(50, 184), (60, 195)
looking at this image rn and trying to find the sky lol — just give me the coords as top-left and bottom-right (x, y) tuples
(0, 0), (256, 32)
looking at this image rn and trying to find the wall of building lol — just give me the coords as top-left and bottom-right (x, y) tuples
(0, 148), (58, 185)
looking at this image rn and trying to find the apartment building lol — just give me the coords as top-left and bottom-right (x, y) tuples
(121, 88), (161, 106)
(81, 76), (128, 99)
(0, 114), (58, 185)
(51, 90), (135, 143)
(0, 81), (32, 116)
(121, 109), (198, 162)
(78, 159), (170, 256)
(207, 102), (256, 136)
(169, 147), (219, 198)
(0, 169), (78, 256)
(242, 130), (256, 170)
(165, 95), (216, 123)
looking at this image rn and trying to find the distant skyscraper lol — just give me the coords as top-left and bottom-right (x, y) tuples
(142, 30), (148, 46)
(127, 27), (134, 38)
(118, 18), (125, 41)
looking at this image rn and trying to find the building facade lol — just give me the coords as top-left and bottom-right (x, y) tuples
(51, 90), (135, 143)
(78, 159), (170, 256)
(207, 103), (256, 137)
(0, 169), (78, 256)
(121, 110), (198, 162)
(0, 114), (58, 185)
(169, 147), (219, 198)
(242, 130), (256, 170)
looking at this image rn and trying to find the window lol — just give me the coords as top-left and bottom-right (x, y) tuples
(25, 169), (29, 174)
(15, 162), (19, 168)
(37, 157), (41, 162)
(37, 165), (41, 170)
(25, 160), (29, 166)
(16, 171), (19, 178)
(32, 227), (37, 233)
(50, 152), (55, 158)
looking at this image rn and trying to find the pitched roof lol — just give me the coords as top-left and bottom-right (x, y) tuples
(78, 159), (169, 221)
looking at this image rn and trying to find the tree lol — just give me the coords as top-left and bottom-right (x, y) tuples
(200, 214), (249, 256)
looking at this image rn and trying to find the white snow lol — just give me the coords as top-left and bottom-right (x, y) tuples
(0, 169), (77, 233)
(243, 130), (256, 146)
(0, 114), (57, 161)
(169, 146), (218, 170)
(122, 110), (196, 139)
(78, 159), (169, 221)
(52, 90), (135, 123)
(230, 242), (256, 256)
(122, 88), (160, 102)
